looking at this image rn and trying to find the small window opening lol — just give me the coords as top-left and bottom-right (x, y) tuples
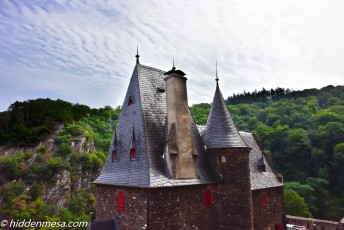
(217, 155), (227, 164)
(112, 150), (118, 161)
(128, 96), (135, 105)
(117, 191), (124, 212)
(203, 189), (212, 208)
(156, 87), (166, 93)
(257, 156), (266, 172)
(261, 194), (268, 209)
(130, 149), (136, 160)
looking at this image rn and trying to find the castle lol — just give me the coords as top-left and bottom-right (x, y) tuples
(91, 53), (285, 230)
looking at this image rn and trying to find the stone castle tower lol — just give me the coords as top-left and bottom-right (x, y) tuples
(91, 53), (285, 230)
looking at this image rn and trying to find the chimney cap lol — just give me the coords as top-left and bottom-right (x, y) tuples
(164, 68), (186, 76)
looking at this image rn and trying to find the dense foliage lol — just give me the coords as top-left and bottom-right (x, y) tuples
(0, 84), (343, 224)
(0, 99), (120, 229)
(190, 85), (344, 221)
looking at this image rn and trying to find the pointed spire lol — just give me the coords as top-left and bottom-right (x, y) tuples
(172, 58), (176, 70)
(215, 61), (219, 83)
(135, 46), (140, 64)
(204, 74), (247, 149)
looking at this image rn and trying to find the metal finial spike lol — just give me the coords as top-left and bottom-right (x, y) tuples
(172, 58), (176, 70)
(135, 46), (140, 64)
(215, 61), (219, 82)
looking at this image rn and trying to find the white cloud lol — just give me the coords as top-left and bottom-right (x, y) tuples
(0, 0), (343, 111)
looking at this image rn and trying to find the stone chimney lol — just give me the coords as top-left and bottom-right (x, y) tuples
(164, 66), (198, 179)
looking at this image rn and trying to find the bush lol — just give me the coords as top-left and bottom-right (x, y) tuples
(57, 143), (72, 156)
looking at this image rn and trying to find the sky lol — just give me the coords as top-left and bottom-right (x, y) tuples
(0, 0), (343, 112)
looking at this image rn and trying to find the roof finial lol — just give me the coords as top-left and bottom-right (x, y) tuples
(215, 61), (219, 84)
(172, 58), (176, 70)
(135, 46), (140, 64)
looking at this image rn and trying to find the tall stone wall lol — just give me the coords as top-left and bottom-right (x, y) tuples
(252, 186), (285, 230)
(95, 185), (148, 229)
(208, 147), (254, 230)
(149, 185), (218, 229)
(95, 183), (253, 230)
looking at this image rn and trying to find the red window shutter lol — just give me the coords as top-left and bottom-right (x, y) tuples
(112, 150), (117, 161)
(203, 189), (212, 208)
(278, 224), (283, 230)
(117, 191), (124, 212)
(130, 149), (136, 160)
(262, 194), (268, 209)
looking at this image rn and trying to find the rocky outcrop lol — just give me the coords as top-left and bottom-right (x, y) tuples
(46, 170), (71, 208)
(0, 122), (98, 209)
(71, 136), (96, 153)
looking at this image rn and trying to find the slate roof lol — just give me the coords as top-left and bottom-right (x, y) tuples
(94, 62), (282, 190)
(203, 82), (247, 148)
(239, 131), (283, 190)
(198, 126), (283, 190)
(93, 64), (221, 188)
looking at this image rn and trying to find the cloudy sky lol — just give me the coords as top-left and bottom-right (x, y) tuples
(0, 0), (343, 112)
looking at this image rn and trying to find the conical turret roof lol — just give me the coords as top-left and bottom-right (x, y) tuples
(204, 82), (247, 148)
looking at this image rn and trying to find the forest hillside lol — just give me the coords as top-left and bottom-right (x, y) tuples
(0, 85), (343, 226)
(0, 99), (120, 228)
(191, 85), (344, 220)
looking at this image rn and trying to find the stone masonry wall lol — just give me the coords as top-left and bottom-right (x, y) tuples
(96, 183), (253, 230)
(95, 185), (148, 230)
(252, 186), (285, 230)
(148, 185), (218, 230)
(208, 147), (254, 230)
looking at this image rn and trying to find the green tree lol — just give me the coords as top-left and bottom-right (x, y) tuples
(284, 188), (312, 217)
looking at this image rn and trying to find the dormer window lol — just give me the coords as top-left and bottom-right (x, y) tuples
(112, 150), (118, 161)
(156, 87), (165, 93)
(128, 96), (135, 105)
(112, 131), (118, 162)
(129, 126), (137, 161)
(130, 149), (136, 161)
(257, 156), (266, 172)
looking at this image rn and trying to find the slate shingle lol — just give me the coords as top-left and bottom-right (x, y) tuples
(204, 83), (247, 148)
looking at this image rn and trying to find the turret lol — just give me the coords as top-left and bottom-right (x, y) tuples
(204, 63), (253, 229)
